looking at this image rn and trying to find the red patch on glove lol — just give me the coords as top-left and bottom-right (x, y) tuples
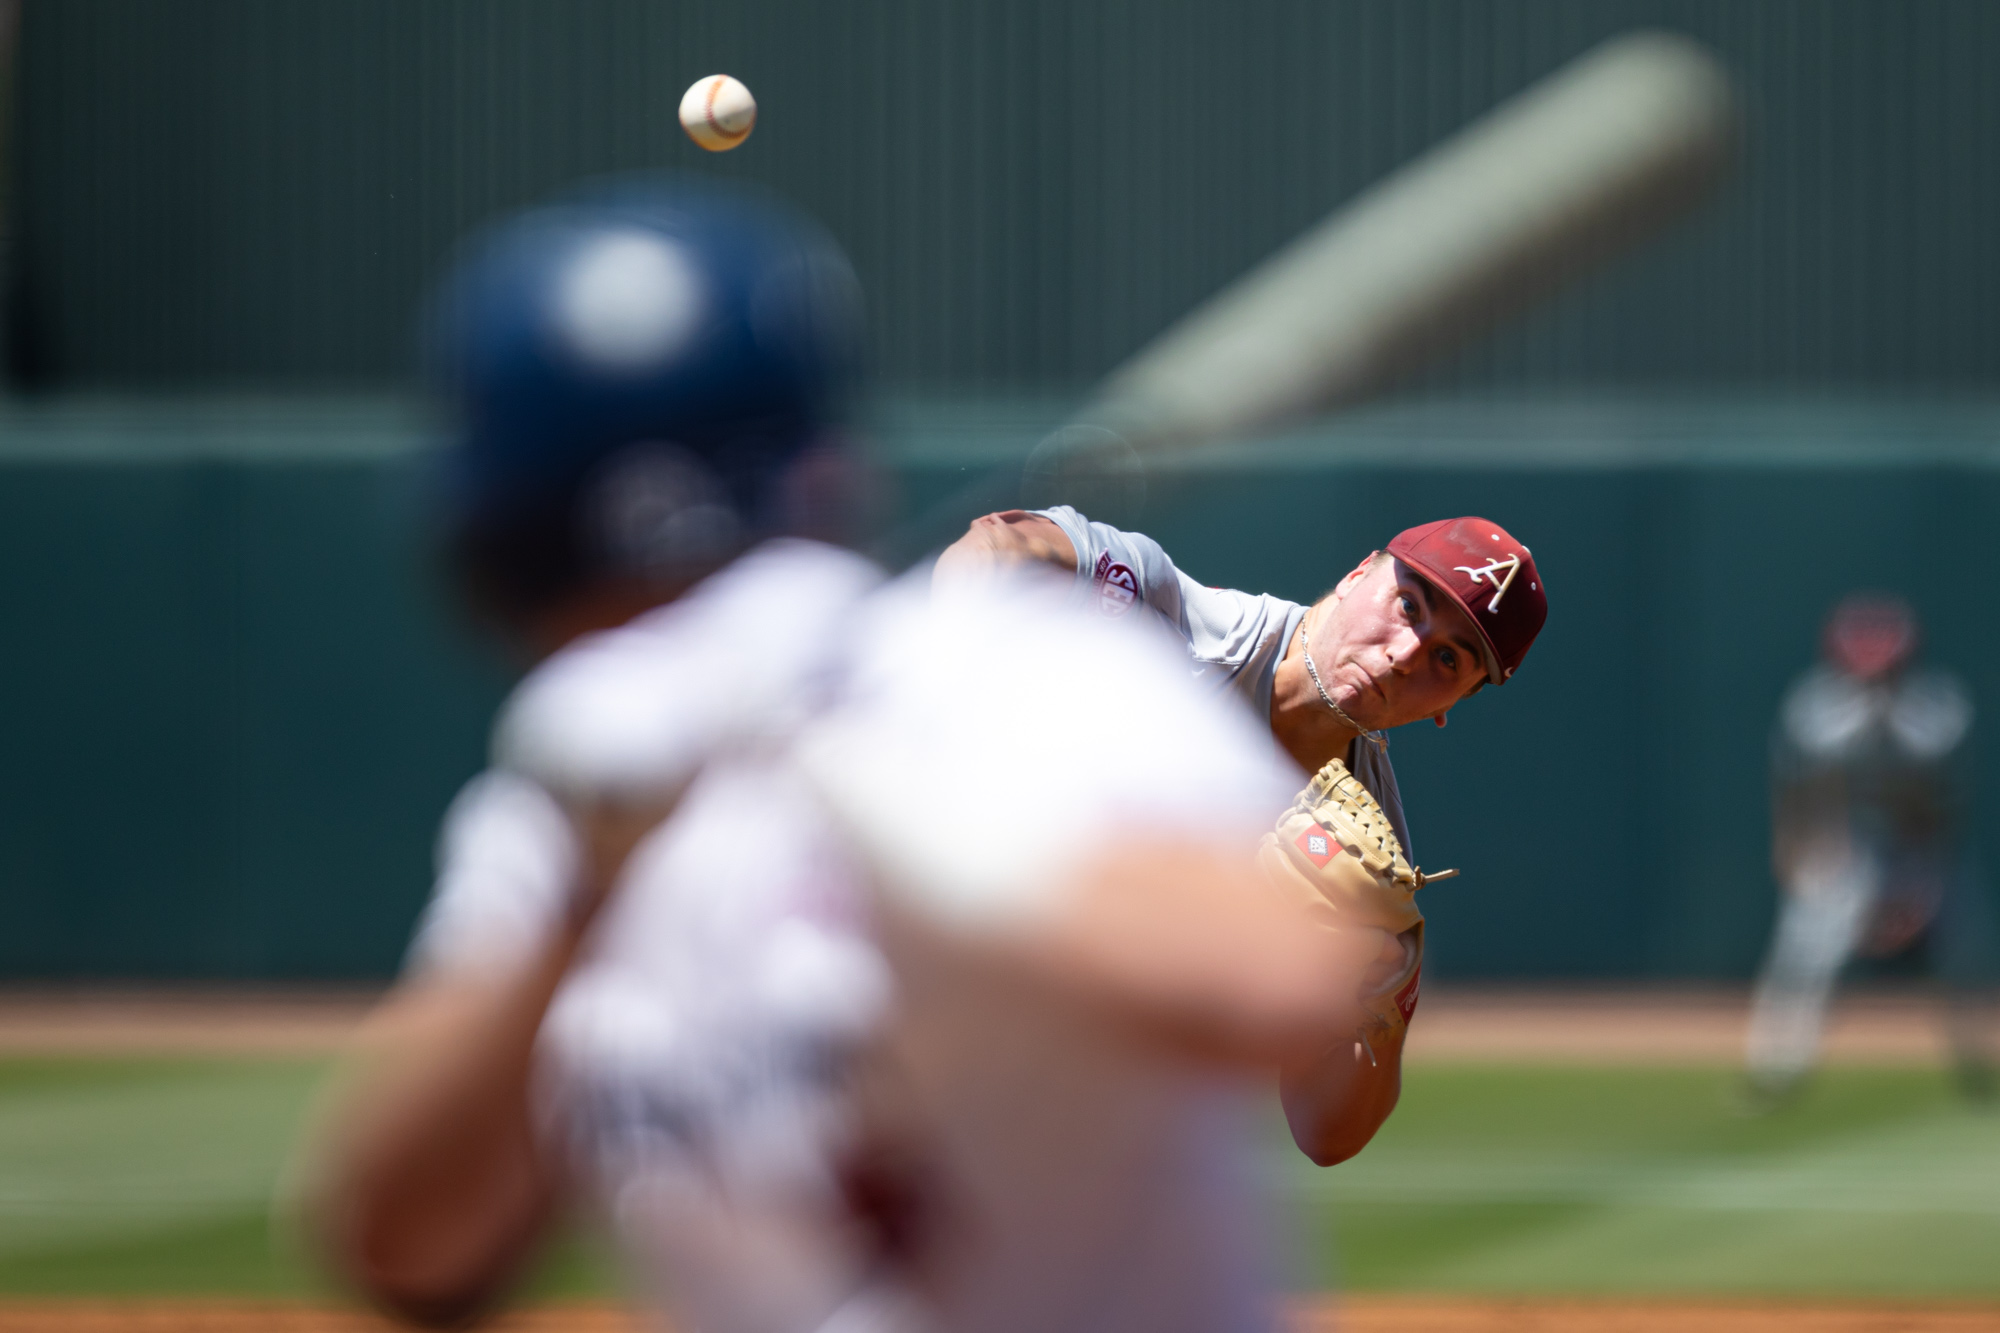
(1394, 965), (1422, 1024)
(1295, 824), (1339, 867)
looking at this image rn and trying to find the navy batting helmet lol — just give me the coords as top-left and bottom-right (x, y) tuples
(425, 173), (864, 622)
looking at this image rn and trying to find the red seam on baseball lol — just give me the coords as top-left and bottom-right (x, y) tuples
(703, 77), (747, 143)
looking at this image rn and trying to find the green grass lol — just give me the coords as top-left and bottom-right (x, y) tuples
(0, 1057), (1995, 1300)
(0, 1058), (324, 1295)
(1300, 1065), (2000, 1298)
(0, 1056), (617, 1299)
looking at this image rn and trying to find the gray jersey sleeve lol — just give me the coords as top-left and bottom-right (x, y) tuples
(1034, 505), (1416, 861)
(1037, 504), (1186, 623)
(1035, 505), (1300, 700)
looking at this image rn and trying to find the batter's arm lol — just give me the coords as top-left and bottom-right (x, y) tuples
(1279, 1028), (1405, 1166)
(300, 799), (669, 1327)
(304, 944), (572, 1325)
(932, 510), (1077, 589)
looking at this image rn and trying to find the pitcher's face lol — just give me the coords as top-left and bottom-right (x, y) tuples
(1311, 557), (1486, 730)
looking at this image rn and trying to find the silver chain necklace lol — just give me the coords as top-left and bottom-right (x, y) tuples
(1297, 618), (1387, 752)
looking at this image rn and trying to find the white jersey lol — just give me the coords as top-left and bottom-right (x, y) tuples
(410, 540), (892, 1333)
(410, 543), (1305, 1333)
(1037, 504), (1413, 856)
(792, 570), (1302, 1333)
(410, 539), (883, 977)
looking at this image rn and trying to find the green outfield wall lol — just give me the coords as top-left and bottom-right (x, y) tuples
(4, 395), (2000, 982)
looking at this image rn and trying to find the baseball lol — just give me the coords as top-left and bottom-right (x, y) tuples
(679, 74), (756, 152)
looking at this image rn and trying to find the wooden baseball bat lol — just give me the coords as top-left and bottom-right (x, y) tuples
(883, 30), (1737, 560)
(1072, 30), (1736, 455)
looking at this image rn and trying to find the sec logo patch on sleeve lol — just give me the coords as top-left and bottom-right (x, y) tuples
(1091, 551), (1139, 617)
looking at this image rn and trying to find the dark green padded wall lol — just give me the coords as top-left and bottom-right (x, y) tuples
(3, 396), (1998, 981)
(12, 1), (2000, 389)
(0, 402), (512, 977)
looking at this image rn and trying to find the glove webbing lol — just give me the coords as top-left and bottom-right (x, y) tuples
(1296, 763), (1458, 890)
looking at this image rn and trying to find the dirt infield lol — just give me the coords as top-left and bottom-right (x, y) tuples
(1316, 1298), (2000, 1331)
(0, 990), (374, 1055)
(1400, 985), (1974, 1065)
(0, 985), (1967, 1064)
(1, 1300), (1995, 1332)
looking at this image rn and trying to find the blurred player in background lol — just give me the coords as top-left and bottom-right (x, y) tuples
(936, 507), (1548, 1163)
(302, 175), (1379, 1333)
(1745, 593), (2000, 1104)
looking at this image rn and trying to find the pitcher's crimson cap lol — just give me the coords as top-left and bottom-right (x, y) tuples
(1386, 517), (1547, 685)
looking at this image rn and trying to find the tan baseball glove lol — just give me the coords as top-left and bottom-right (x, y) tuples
(1255, 757), (1456, 1060)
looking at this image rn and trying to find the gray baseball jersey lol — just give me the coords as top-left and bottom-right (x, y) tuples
(1036, 504), (1414, 857)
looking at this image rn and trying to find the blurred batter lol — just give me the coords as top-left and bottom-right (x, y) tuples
(304, 177), (1375, 1333)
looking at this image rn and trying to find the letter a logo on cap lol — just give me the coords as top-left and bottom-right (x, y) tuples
(1454, 553), (1522, 613)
